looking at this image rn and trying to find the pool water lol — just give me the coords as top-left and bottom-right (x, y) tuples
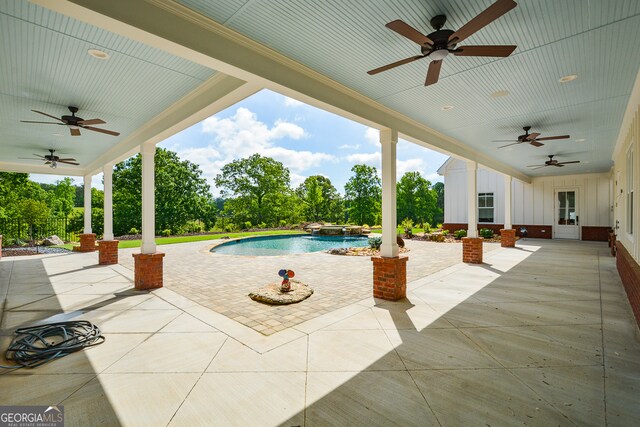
(211, 234), (370, 256)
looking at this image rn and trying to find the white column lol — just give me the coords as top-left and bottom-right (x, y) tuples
(380, 128), (399, 257)
(83, 174), (92, 234)
(466, 160), (478, 238)
(504, 175), (512, 230)
(103, 163), (114, 241)
(141, 143), (157, 254)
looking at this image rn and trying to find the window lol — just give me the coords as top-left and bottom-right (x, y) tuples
(627, 147), (634, 235)
(478, 192), (494, 223)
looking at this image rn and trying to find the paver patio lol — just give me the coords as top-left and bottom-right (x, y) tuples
(1, 239), (639, 426)
(118, 238), (500, 334)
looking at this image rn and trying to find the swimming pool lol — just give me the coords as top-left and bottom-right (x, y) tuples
(210, 234), (370, 256)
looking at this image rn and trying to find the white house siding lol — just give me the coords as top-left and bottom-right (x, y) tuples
(440, 158), (611, 239)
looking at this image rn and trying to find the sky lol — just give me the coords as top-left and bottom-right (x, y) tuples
(31, 89), (449, 195)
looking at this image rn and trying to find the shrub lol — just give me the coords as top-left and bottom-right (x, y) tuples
(423, 222), (432, 233)
(279, 220), (288, 227)
(258, 222), (267, 229)
(128, 227), (139, 235)
(362, 224), (370, 229)
(243, 221), (252, 230)
(442, 229), (450, 236)
(479, 228), (493, 238)
(161, 229), (171, 237)
(454, 229), (467, 239)
(368, 236), (382, 250)
(400, 218), (414, 231)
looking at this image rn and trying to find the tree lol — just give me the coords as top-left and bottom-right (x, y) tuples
(46, 177), (76, 218)
(0, 172), (46, 219)
(344, 164), (381, 225)
(433, 181), (444, 224)
(19, 199), (50, 241)
(396, 172), (437, 226)
(296, 175), (343, 222)
(112, 148), (214, 236)
(215, 154), (290, 227)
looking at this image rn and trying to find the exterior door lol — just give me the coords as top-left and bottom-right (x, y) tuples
(555, 189), (580, 239)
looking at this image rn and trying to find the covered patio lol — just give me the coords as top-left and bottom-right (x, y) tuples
(1, 239), (639, 425)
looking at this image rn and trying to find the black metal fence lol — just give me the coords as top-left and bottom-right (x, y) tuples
(0, 218), (78, 243)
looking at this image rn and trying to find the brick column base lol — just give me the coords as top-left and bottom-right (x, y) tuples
(462, 237), (483, 264)
(611, 234), (617, 257)
(133, 252), (165, 290)
(371, 256), (408, 301)
(500, 229), (516, 248)
(98, 240), (119, 265)
(75, 233), (97, 252)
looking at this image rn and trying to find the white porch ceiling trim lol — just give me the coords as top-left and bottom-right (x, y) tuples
(84, 73), (259, 176)
(32, 0), (531, 183)
(0, 160), (82, 176)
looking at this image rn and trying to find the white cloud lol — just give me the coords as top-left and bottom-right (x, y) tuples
(346, 152), (381, 166)
(397, 158), (426, 177)
(364, 128), (379, 145)
(174, 107), (335, 195)
(283, 97), (305, 107)
(338, 143), (360, 150)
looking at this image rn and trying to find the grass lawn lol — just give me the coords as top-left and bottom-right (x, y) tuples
(53, 229), (303, 250)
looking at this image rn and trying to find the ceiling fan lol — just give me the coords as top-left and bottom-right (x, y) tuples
(367, 0), (517, 86)
(21, 106), (120, 137)
(19, 149), (79, 169)
(527, 155), (580, 170)
(495, 126), (570, 149)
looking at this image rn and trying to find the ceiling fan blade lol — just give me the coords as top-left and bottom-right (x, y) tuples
(529, 140), (544, 147)
(536, 135), (571, 141)
(425, 60), (442, 86)
(20, 120), (63, 125)
(57, 158), (77, 161)
(78, 118), (106, 125)
(32, 154), (46, 158)
(82, 126), (121, 136)
(525, 133), (541, 140)
(555, 164), (565, 167)
(556, 161), (580, 165)
(367, 55), (426, 75)
(57, 160), (80, 165)
(449, 0), (517, 44)
(452, 45), (516, 57)
(44, 161), (52, 164)
(498, 141), (522, 148)
(70, 128), (81, 136)
(385, 20), (433, 46)
(31, 109), (64, 122)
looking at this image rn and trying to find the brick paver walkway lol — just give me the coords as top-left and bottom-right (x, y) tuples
(119, 238), (499, 334)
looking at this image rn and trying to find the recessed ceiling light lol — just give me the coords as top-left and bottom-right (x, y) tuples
(441, 105), (454, 111)
(490, 90), (510, 98)
(575, 138), (586, 142)
(559, 74), (577, 83)
(88, 49), (109, 60)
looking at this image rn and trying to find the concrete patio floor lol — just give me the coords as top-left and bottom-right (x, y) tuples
(1, 239), (639, 426)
